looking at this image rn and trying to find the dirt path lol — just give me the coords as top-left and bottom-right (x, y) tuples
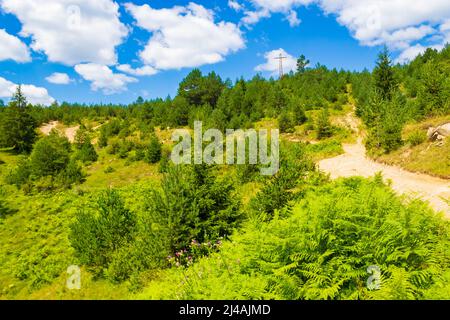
(39, 121), (79, 143)
(318, 113), (450, 217)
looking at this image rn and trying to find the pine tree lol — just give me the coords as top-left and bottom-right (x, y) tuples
(0, 86), (37, 153)
(316, 108), (333, 139)
(373, 47), (398, 100)
(145, 133), (162, 164)
(278, 111), (294, 133)
(297, 54), (310, 73)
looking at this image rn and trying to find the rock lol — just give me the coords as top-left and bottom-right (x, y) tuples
(436, 123), (450, 137)
(427, 123), (450, 141)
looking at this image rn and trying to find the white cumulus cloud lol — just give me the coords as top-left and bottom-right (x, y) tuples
(241, 0), (450, 62)
(125, 2), (245, 70)
(117, 64), (158, 76)
(0, 29), (31, 62)
(0, 0), (128, 66)
(255, 48), (297, 76)
(242, 0), (313, 25)
(0, 76), (55, 105)
(46, 72), (72, 85)
(75, 63), (138, 95)
(228, 0), (243, 11)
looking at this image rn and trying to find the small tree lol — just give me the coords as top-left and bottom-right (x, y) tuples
(316, 108), (333, 139)
(297, 54), (310, 73)
(29, 131), (71, 177)
(278, 112), (295, 133)
(77, 140), (98, 163)
(145, 134), (162, 164)
(373, 47), (398, 101)
(75, 125), (98, 163)
(70, 190), (137, 269)
(0, 86), (37, 153)
(98, 127), (108, 148)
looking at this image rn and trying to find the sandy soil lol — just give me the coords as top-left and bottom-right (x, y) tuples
(318, 113), (450, 217)
(39, 121), (79, 143)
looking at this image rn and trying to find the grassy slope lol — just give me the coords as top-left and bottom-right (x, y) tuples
(376, 115), (450, 178)
(0, 110), (377, 300)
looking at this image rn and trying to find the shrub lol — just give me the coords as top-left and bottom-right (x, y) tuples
(406, 130), (427, 147)
(0, 198), (9, 219)
(69, 190), (137, 274)
(98, 128), (108, 148)
(5, 156), (31, 187)
(278, 112), (295, 133)
(58, 159), (85, 187)
(316, 108), (333, 139)
(143, 165), (242, 254)
(76, 141), (98, 163)
(250, 144), (314, 218)
(104, 166), (115, 174)
(145, 134), (162, 164)
(140, 177), (450, 300)
(29, 132), (71, 178)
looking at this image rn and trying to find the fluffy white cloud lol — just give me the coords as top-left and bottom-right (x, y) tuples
(255, 48), (297, 75)
(242, 0), (312, 25)
(0, 29), (30, 62)
(46, 72), (72, 85)
(0, 0), (128, 66)
(286, 10), (301, 27)
(75, 63), (137, 95)
(317, 0), (450, 62)
(126, 2), (245, 70)
(228, 0), (243, 11)
(117, 64), (158, 76)
(0, 77), (55, 105)
(242, 0), (450, 62)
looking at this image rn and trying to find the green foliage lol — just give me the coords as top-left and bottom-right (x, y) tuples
(0, 86), (37, 154)
(145, 134), (162, 164)
(297, 54), (310, 73)
(140, 177), (450, 300)
(143, 165), (242, 253)
(417, 61), (450, 116)
(0, 197), (9, 219)
(406, 130), (427, 147)
(5, 156), (32, 188)
(178, 69), (224, 107)
(316, 108), (333, 139)
(373, 47), (398, 100)
(278, 111), (295, 133)
(76, 141), (98, 163)
(365, 92), (405, 154)
(69, 190), (137, 275)
(29, 131), (71, 178)
(250, 144), (314, 218)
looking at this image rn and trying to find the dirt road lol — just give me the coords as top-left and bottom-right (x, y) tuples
(318, 114), (450, 217)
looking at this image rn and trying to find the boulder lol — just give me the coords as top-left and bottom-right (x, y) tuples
(427, 123), (450, 141)
(436, 123), (450, 137)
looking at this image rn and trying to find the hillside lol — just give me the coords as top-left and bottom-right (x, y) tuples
(1, 46), (450, 300)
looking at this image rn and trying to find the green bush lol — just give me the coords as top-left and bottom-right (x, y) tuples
(316, 108), (333, 139)
(76, 141), (98, 163)
(406, 130), (427, 147)
(29, 132), (71, 178)
(5, 156), (32, 187)
(143, 165), (242, 254)
(69, 190), (137, 275)
(139, 177), (450, 300)
(145, 134), (162, 164)
(278, 112), (295, 133)
(0, 198), (9, 219)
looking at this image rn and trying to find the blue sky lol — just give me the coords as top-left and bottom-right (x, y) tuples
(0, 0), (449, 105)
